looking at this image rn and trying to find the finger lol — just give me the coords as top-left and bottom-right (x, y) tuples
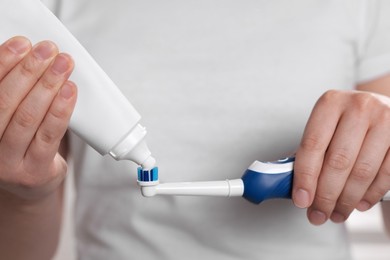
(307, 109), (368, 225)
(293, 90), (343, 209)
(357, 149), (390, 211)
(0, 36), (32, 79)
(0, 41), (58, 138)
(330, 125), (388, 222)
(24, 81), (77, 174)
(0, 53), (73, 165)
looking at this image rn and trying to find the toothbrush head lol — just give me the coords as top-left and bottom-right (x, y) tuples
(137, 167), (159, 186)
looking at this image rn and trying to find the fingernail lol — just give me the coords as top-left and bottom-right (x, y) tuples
(356, 200), (371, 212)
(309, 210), (327, 225)
(60, 82), (75, 100)
(51, 54), (71, 75)
(330, 211), (345, 223)
(294, 189), (310, 208)
(33, 41), (56, 60)
(6, 37), (30, 54)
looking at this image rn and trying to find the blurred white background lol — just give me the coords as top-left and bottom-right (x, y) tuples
(347, 205), (390, 260)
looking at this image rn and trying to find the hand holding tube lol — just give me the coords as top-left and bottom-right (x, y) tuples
(0, 37), (76, 200)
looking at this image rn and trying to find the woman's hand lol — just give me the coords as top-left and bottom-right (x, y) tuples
(0, 36), (77, 202)
(293, 89), (390, 225)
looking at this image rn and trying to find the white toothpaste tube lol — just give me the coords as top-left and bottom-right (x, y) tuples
(0, 0), (155, 168)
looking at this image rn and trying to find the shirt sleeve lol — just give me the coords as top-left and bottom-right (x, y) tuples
(357, 0), (390, 83)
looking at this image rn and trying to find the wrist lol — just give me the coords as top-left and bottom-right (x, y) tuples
(0, 182), (63, 213)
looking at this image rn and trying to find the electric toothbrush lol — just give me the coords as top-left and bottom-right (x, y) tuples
(4, 1), (389, 205)
(138, 157), (390, 204)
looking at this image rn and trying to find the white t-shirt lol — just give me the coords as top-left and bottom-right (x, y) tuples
(43, 0), (390, 259)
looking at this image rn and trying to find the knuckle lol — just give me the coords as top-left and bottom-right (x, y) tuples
(352, 162), (374, 183)
(378, 109), (390, 126)
(0, 92), (12, 111)
(380, 165), (390, 179)
(314, 192), (336, 207)
(337, 199), (355, 210)
(295, 165), (318, 183)
(320, 90), (340, 103)
(50, 104), (70, 120)
(39, 77), (58, 91)
(14, 106), (37, 128)
(363, 187), (386, 205)
(326, 150), (351, 171)
(369, 189), (385, 201)
(300, 135), (324, 152)
(0, 57), (8, 72)
(351, 92), (373, 111)
(19, 59), (38, 79)
(37, 128), (60, 147)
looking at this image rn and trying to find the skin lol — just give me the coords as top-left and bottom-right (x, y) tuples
(293, 74), (390, 226)
(0, 35), (388, 259)
(0, 36), (77, 260)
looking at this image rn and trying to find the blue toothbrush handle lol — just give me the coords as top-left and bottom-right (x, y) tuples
(241, 157), (295, 204)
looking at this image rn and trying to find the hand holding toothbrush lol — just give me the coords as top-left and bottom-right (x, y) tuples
(139, 89), (390, 227)
(293, 89), (390, 225)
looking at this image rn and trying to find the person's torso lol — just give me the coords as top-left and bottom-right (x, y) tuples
(49, 0), (360, 259)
